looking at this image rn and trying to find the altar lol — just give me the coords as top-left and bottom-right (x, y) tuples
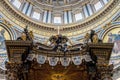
(5, 40), (114, 80)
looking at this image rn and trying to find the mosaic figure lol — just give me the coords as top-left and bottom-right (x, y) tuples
(108, 31), (120, 53)
(0, 29), (5, 49)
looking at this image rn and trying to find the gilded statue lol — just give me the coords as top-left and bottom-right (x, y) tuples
(21, 32), (27, 41)
(92, 33), (98, 44)
(84, 33), (90, 43)
(17, 26), (34, 41)
(29, 31), (34, 40)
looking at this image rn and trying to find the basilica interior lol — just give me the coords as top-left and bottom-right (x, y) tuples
(0, 0), (120, 80)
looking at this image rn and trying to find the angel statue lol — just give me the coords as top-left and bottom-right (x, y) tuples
(0, 29), (5, 49)
(29, 31), (34, 41)
(84, 33), (90, 43)
(92, 33), (99, 44)
(17, 26), (34, 41)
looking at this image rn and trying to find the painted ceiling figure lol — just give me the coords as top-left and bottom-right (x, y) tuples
(114, 31), (120, 41)
(108, 31), (120, 42)
(108, 31), (120, 53)
(0, 29), (5, 49)
(108, 33), (114, 43)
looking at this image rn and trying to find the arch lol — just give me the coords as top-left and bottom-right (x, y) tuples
(101, 24), (120, 42)
(0, 22), (17, 40)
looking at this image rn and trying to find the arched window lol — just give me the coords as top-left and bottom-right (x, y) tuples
(54, 17), (62, 24)
(32, 12), (41, 20)
(12, 0), (21, 9)
(94, 1), (103, 11)
(75, 13), (83, 21)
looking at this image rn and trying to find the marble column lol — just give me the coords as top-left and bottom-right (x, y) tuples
(68, 11), (72, 23)
(83, 4), (89, 17)
(43, 10), (47, 23)
(19, 1), (25, 11)
(22, 2), (29, 14)
(48, 11), (52, 23)
(64, 11), (68, 24)
(26, 4), (33, 16)
(86, 4), (93, 16)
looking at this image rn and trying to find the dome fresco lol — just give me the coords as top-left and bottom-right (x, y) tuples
(8, 0), (109, 25)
